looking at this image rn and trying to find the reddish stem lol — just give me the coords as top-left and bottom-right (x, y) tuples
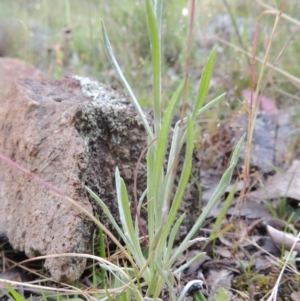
(0, 153), (66, 197)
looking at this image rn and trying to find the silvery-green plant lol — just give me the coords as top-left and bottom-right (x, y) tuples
(87, 0), (245, 299)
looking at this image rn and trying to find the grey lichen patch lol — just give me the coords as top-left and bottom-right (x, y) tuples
(73, 76), (141, 146)
(73, 76), (128, 110)
(71, 76), (149, 232)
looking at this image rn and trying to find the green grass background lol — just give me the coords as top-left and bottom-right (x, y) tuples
(1, 0), (299, 109)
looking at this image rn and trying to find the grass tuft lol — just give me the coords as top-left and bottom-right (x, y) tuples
(84, 0), (244, 299)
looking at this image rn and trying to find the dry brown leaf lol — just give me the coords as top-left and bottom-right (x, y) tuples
(206, 269), (233, 301)
(236, 108), (290, 172)
(253, 236), (280, 256)
(227, 200), (271, 219)
(254, 256), (273, 271)
(247, 160), (300, 201)
(184, 251), (210, 276)
(214, 247), (232, 258)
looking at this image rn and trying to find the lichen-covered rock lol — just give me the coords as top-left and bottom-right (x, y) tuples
(0, 58), (150, 282)
(72, 76), (149, 230)
(0, 58), (202, 282)
(73, 76), (201, 238)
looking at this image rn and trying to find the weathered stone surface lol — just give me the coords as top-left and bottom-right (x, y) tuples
(72, 76), (149, 230)
(0, 58), (201, 282)
(0, 60), (94, 282)
(0, 58), (152, 282)
(0, 57), (45, 95)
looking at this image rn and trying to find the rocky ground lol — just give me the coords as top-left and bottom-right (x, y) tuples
(1, 57), (300, 300)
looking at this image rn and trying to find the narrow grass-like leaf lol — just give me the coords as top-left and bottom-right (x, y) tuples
(146, 0), (161, 133)
(105, 264), (141, 301)
(128, 288), (142, 301)
(101, 20), (153, 139)
(163, 94), (225, 194)
(99, 264), (143, 300)
(164, 92), (225, 188)
(166, 121), (182, 173)
(85, 186), (127, 242)
(98, 227), (107, 288)
(146, 270), (159, 297)
(115, 168), (135, 238)
(151, 81), (184, 224)
(163, 122), (183, 208)
(166, 213), (185, 259)
(5, 284), (25, 301)
(193, 291), (208, 301)
(154, 0), (163, 36)
(152, 261), (176, 300)
(99, 264), (133, 274)
(176, 93), (226, 127)
(196, 93), (225, 118)
(115, 169), (148, 276)
(156, 117), (194, 257)
(169, 117), (194, 216)
(209, 181), (237, 240)
(169, 133), (245, 267)
(147, 147), (156, 243)
(154, 79), (184, 171)
(192, 47), (217, 117)
(59, 297), (86, 301)
(141, 223), (163, 280)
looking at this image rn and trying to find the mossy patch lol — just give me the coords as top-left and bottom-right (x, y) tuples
(232, 270), (300, 300)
